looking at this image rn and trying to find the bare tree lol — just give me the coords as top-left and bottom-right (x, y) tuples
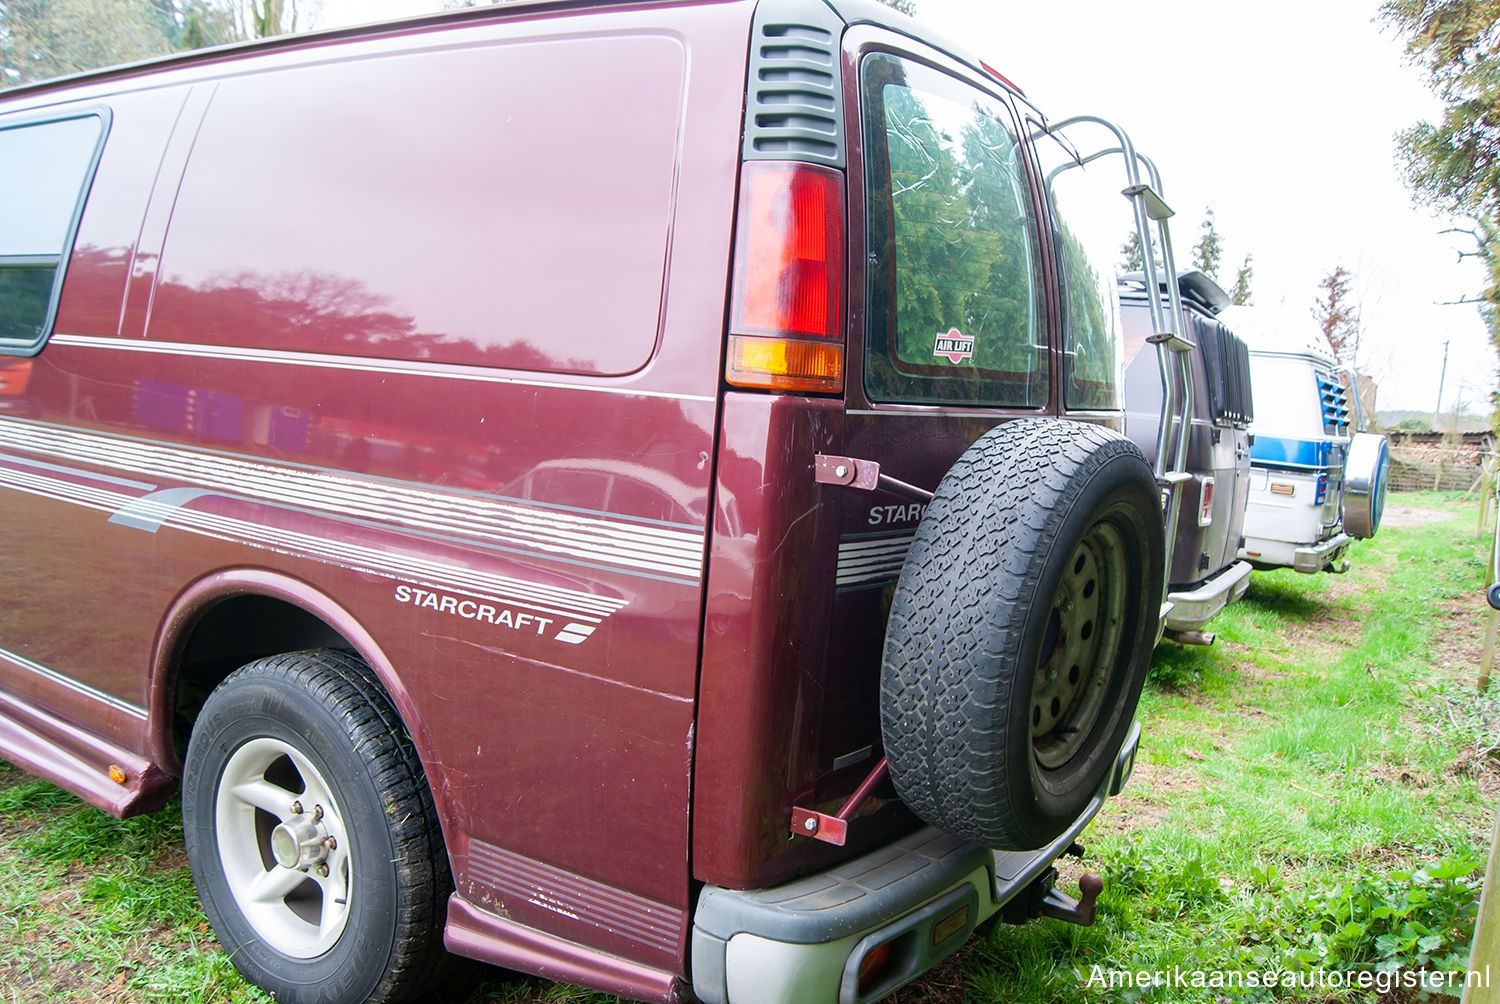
(1313, 265), (1362, 367)
(222, 0), (320, 38)
(1, 0), (170, 87)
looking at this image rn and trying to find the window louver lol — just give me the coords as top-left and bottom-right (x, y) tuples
(1316, 372), (1351, 435)
(742, 0), (845, 167)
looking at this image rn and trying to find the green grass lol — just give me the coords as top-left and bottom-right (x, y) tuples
(0, 492), (1493, 1002)
(965, 491), (1496, 1002)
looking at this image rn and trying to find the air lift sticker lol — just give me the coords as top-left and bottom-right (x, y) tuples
(394, 584), (555, 637)
(933, 327), (974, 364)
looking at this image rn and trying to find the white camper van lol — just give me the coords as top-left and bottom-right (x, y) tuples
(1224, 310), (1388, 573)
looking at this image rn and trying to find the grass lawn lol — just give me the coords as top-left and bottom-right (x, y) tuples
(0, 491), (1494, 1003)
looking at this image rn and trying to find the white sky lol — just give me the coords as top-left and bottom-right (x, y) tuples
(313, 0), (1495, 414)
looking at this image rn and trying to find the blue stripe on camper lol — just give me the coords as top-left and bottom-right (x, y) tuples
(1249, 436), (1336, 470)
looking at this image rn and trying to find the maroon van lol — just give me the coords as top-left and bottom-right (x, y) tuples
(0, 1), (1195, 1000)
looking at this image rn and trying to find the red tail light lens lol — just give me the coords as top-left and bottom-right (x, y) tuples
(856, 940), (895, 997)
(1316, 473), (1329, 504)
(1197, 476), (1215, 527)
(726, 161), (845, 392)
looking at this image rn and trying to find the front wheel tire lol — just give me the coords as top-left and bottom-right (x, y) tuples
(182, 649), (450, 1004)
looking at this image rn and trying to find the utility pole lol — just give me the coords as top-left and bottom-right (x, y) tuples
(1433, 339), (1451, 431)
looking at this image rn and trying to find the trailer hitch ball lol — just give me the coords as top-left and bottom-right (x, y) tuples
(1039, 872), (1103, 927)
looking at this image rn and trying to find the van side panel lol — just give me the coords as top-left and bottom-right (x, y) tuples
(0, 1), (755, 979)
(149, 35), (681, 377)
(54, 87), (188, 337)
(0, 86), (188, 765)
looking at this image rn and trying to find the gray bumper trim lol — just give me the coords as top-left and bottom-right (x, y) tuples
(690, 724), (1141, 1004)
(1293, 533), (1352, 573)
(1164, 560), (1253, 630)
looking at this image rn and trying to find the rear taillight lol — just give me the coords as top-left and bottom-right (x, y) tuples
(1197, 476), (1215, 527)
(1315, 473), (1329, 505)
(856, 939), (896, 997)
(725, 161), (845, 393)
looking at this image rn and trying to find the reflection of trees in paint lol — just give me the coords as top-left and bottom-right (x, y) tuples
(31, 263), (718, 516)
(151, 267), (596, 374)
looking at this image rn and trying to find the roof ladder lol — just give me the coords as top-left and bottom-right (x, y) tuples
(1042, 116), (1195, 624)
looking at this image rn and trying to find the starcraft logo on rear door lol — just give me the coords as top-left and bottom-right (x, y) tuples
(933, 327), (974, 364)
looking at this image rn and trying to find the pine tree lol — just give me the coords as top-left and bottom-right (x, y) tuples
(1230, 254), (1254, 306)
(1119, 230), (1144, 272)
(1192, 208), (1223, 281)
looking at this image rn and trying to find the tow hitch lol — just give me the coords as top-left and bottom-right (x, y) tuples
(1001, 866), (1103, 927)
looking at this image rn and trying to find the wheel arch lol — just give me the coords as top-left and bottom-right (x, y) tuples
(147, 570), (434, 785)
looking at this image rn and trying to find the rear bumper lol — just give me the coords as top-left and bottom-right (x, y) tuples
(1240, 531), (1351, 574)
(1164, 560), (1253, 631)
(690, 723), (1141, 1004)
(1294, 533), (1352, 573)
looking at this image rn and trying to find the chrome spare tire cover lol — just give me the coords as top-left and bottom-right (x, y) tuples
(1343, 432), (1389, 539)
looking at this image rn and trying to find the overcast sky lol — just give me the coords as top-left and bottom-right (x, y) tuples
(313, 0), (1493, 414)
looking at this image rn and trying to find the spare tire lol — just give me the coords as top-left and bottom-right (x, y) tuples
(1342, 432), (1389, 539)
(880, 419), (1164, 850)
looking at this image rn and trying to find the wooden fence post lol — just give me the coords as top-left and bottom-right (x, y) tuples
(1461, 798), (1499, 1004)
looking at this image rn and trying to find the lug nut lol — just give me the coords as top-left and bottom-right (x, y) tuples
(323, 836), (337, 851)
(291, 801), (303, 815)
(316, 863), (329, 877)
(311, 804), (323, 822)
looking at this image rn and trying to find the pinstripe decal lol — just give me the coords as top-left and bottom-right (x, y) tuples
(0, 462), (627, 635)
(48, 334), (715, 404)
(467, 838), (684, 954)
(836, 531), (915, 590)
(0, 418), (705, 583)
(0, 647), (147, 720)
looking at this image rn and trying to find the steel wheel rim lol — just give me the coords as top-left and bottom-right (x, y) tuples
(214, 737), (353, 958)
(1031, 520), (1128, 768)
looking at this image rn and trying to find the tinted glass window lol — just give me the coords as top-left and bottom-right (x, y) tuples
(0, 115), (103, 346)
(1031, 128), (1124, 411)
(862, 53), (1045, 407)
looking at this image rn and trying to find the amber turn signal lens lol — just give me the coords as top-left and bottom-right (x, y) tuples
(726, 335), (842, 393)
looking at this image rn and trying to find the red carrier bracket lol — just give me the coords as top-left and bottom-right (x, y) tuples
(790, 758), (889, 846)
(814, 454), (934, 503)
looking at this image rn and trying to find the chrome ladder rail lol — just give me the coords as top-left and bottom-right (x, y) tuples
(1039, 115), (1195, 621)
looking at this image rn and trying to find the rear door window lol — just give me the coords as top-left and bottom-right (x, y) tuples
(861, 53), (1045, 408)
(1031, 127), (1124, 411)
(0, 113), (106, 351)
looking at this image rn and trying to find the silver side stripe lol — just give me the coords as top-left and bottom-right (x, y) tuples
(48, 334), (717, 404)
(0, 419), (705, 583)
(0, 465), (626, 627)
(0, 646), (148, 720)
(836, 533), (915, 588)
